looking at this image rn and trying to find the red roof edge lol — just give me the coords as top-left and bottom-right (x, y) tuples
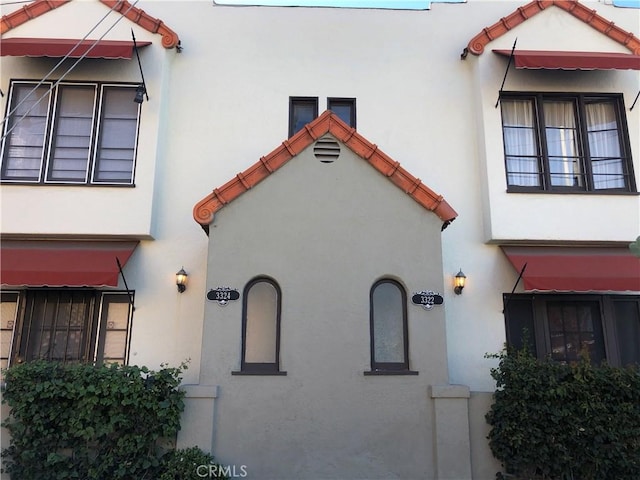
(193, 111), (458, 233)
(1, 0), (180, 49)
(463, 0), (640, 58)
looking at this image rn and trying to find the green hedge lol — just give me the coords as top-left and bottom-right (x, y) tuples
(1, 361), (187, 479)
(485, 348), (640, 480)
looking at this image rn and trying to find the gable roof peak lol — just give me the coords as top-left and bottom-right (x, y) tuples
(463, 0), (640, 58)
(193, 111), (458, 234)
(1, 0), (180, 49)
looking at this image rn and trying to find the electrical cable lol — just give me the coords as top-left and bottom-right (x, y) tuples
(0, 0), (140, 143)
(1, 0), (126, 128)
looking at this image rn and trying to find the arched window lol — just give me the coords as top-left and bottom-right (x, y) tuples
(240, 277), (282, 374)
(370, 279), (409, 371)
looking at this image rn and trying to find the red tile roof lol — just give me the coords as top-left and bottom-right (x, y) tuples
(463, 0), (640, 58)
(193, 111), (458, 233)
(1, 0), (180, 49)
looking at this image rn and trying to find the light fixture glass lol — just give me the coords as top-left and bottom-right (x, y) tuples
(176, 267), (188, 293)
(454, 269), (466, 295)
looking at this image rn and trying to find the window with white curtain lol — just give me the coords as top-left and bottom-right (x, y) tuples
(500, 93), (635, 192)
(236, 277), (284, 374)
(368, 279), (412, 373)
(1, 81), (141, 185)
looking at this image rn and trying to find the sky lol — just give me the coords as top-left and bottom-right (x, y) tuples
(612, 0), (640, 7)
(213, 0), (464, 9)
(213, 0), (640, 8)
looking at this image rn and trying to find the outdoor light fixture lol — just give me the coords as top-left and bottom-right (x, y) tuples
(454, 269), (466, 295)
(176, 267), (188, 293)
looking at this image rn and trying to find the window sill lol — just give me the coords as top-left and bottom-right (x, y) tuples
(364, 370), (419, 376)
(231, 371), (287, 376)
(506, 188), (639, 196)
(0, 180), (136, 187)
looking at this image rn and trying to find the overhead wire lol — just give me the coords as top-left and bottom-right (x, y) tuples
(0, 0), (140, 144)
(1, 0), (126, 127)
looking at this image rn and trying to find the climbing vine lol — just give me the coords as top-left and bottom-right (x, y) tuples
(486, 348), (640, 479)
(1, 360), (187, 479)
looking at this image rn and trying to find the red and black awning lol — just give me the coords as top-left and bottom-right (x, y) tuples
(502, 246), (640, 292)
(493, 49), (640, 71)
(1, 240), (138, 287)
(0, 38), (151, 59)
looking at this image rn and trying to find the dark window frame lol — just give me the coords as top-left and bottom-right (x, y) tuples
(327, 97), (356, 128)
(0, 80), (141, 186)
(1, 289), (133, 366)
(503, 293), (640, 367)
(288, 96), (318, 138)
(234, 277), (286, 376)
(368, 279), (415, 374)
(500, 92), (636, 194)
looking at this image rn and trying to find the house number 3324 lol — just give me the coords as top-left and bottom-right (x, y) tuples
(207, 287), (240, 306)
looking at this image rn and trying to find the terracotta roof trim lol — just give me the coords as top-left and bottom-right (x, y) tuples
(463, 0), (640, 58)
(193, 111), (458, 232)
(1, 0), (180, 49)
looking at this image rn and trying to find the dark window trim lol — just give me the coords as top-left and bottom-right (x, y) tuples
(240, 277), (283, 374)
(288, 96), (318, 138)
(364, 370), (419, 376)
(503, 293), (640, 367)
(500, 91), (636, 194)
(0, 79), (141, 187)
(231, 370), (287, 376)
(94, 291), (134, 365)
(2, 288), (133, 366)
(369, 278), (411, 373)
(327, 97), (356, 128)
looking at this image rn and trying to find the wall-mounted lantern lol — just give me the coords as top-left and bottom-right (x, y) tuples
(454, 269), (467, 295)
(176, 267), (188, 293)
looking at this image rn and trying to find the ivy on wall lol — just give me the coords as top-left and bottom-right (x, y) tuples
(1, 361), (188, 479)
(486, 348), (640, 480)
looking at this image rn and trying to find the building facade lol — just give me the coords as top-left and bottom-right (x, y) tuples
(1, 1), (639, 478)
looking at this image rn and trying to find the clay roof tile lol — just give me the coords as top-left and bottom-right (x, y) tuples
(463, 0), (640, 58)
(1, 0), (180, 49)
(193, 111), (458, 234)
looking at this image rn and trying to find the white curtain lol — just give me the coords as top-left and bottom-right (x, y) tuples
(4, 84), (50, 180)
(501, 99), (540, 186)
(543, 100), (582, 187)
(372, 282), (405, 364)
(48, 85), (95, 181)
(586, 102), (624, 189)
(93, 87), (138, 183)
(245, 281), (278, 363)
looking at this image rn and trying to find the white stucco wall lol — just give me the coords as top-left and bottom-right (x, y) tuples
(470, 8), (640, 244)
(0, 1), (173, 239)
(0, 3), (638, 465)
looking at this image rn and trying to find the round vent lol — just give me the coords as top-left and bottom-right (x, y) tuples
(313, 136), (340, 163)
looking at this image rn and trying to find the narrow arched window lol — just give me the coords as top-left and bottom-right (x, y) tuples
(370, 279), (409, 371)
(240, 277), (282, 373)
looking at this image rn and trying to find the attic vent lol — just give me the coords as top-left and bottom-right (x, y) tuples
(313, 136), (340, 163)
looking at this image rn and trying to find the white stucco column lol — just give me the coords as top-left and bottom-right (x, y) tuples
(430, 384), (472, 480)
(176, 385), (219, 453)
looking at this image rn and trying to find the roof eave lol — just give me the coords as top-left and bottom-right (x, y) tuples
(462, 0), (640, 58)
(193, 111), (458, 235)
(1, 0), (180, 49)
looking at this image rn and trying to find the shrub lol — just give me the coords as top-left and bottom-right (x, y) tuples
(159, 446), (229, 479)
(485, 347), (640, 480)
(1, 360), (186, 479)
